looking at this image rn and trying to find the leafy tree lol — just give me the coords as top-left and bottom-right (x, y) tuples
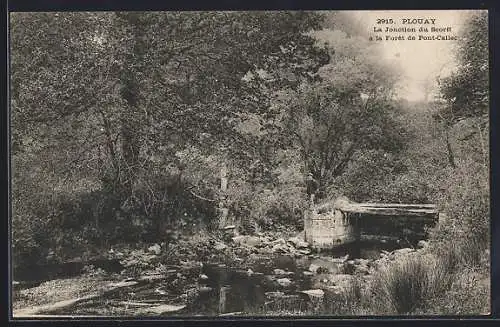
(437, 11), (488, 167)
(274, 29), (405, 201)
(10, 11), (329, 259)
(439, 11), (488, 121)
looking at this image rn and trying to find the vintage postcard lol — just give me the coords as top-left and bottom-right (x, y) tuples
(10, 10), (490, 318)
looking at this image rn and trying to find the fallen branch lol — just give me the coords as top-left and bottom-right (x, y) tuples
(188, 189), (216, 202)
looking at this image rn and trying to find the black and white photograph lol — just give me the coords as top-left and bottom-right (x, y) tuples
(9, 10), (490, 317)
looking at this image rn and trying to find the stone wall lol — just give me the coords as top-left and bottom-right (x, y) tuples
(305, 209), (357, 249)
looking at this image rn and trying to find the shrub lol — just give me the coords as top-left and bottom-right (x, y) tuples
(369, 254), (456, 315)
(371, 256), (428, 314)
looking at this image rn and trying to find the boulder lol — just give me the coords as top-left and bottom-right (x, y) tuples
(138, 304), (186, 314)
(148, 244), (162, 255)
(303, 271), (314, 277)
(271, 238), (287, 246)
(355, 265), (370, 275)
(299, 289), (324, 300)
(272, 244), (289, 254)
(332, 254), (349, 263)
(417, 240), (429, 249)
(232, 235), (261, 247)
(308, 263), (321, 273)
(273, 268), (287, 276)
(298, 249), (311, 255)
(232, 235), (246, 244)
(276, 278), (292, 287)
(354, 258), (369, 266)
(288, 237), (309, 249)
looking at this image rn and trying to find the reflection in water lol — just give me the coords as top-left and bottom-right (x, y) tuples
(183, 238), (408, 315)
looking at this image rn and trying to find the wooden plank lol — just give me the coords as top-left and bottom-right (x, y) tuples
(339, 205), (438, 217)
(355, 203), (437, 209)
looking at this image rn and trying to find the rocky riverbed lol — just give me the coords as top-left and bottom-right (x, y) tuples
(12, 231), (432, 317)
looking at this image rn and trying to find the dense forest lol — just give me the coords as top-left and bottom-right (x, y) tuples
(11, 11), (489, 316)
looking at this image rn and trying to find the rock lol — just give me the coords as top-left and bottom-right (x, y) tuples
(298, 249), (311, 255)
(303, 271), (314, 277)
(272, 244), (289, 254)
(355, 265), (370, 275)
(324, 285), (344, 296)
(138, 304), (186, 314)
(273, 268), (287, 276)
(332, 254), (349, 263)
(266, 291), (285, 298)
(245, 236), (262, 247)
(354, 258), (369, 265)
(288, 237), (309, 249)
(417, 240), (429, 249)
(231, 235), (261, 247)
(223, 225), (236, 230)
(199, 274), (209, 280)
(232, 235), (246, 244)
(276, 278), (292, 287)
(299, 289), (324, 300)
(271, 238), (286, 245)
(155, 287), (167, 295)
(309, 264), (321, 273)
(148, 244), (162, 255)
(214, 242), (228, 251)
(287, 237), (301, 246)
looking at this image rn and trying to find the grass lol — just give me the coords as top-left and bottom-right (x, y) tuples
(370, 256), (432, 314)
(315, 232), (490, 316)
(354, 235), (488, 315)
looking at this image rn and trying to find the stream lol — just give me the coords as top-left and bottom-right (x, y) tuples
(14, 237), (416, 316)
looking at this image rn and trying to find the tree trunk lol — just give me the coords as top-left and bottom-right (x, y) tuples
(218, 161), (229, 229)
(117, 13), (146, 198)
(445, 128), (456, 168)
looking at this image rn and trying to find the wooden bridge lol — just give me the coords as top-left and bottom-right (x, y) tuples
(304, 198), (440, 249)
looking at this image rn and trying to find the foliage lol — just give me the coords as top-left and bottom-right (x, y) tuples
(10, 11), (327, 266)
(439, 11), (488, 121)
(274, 29), (405, 201)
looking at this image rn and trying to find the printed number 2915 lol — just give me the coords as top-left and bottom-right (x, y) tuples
(376, 18), (394, 24)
